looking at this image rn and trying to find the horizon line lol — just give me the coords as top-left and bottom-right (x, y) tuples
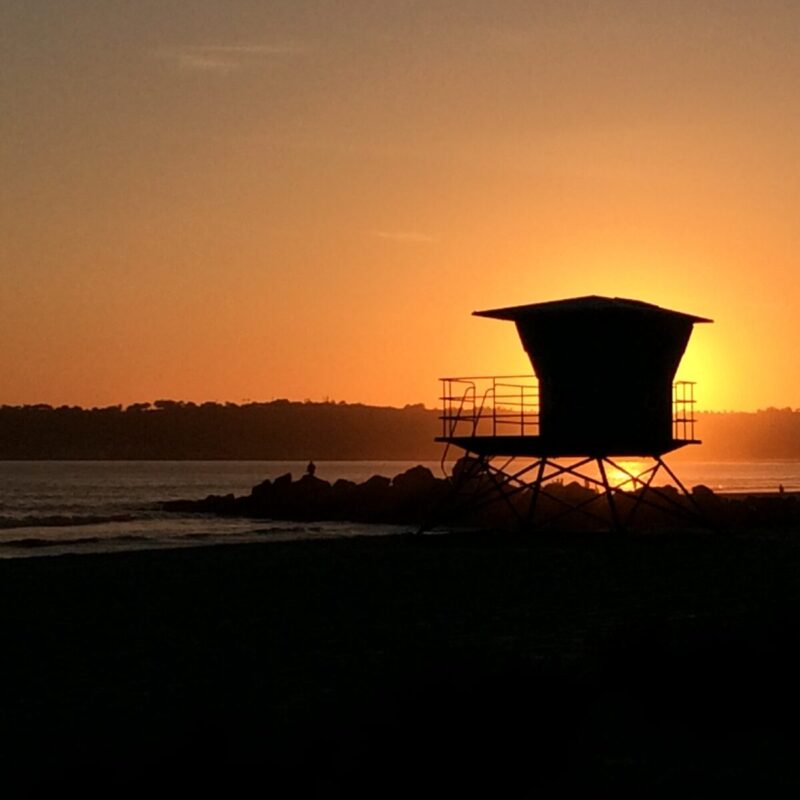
(0, 399), (795, 416)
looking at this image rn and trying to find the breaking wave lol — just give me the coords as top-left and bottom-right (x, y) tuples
(0, 513), (141, 531)
(0, 534), (150, 549)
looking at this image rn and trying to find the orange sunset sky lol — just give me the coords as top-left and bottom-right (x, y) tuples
(3, 1), (799, 411)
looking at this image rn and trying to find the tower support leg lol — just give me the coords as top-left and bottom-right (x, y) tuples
(526, 458), (547, 527)
(597, 458), (623, 532)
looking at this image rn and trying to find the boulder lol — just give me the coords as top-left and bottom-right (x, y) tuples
(392, 465), (438, 496)
(250, 478), (272, 500)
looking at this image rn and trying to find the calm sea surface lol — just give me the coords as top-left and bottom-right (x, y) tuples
(0, 460), (798, 558)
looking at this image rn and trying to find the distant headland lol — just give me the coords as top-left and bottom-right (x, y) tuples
(1, 400), (800, 460)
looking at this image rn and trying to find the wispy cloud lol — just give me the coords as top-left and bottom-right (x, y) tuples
(370, 231), (436, 244)
(159, 43), (307, 74)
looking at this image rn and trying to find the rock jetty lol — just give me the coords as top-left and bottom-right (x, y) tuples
(163, 461), (800, 531)
(163, 464), (450, 525)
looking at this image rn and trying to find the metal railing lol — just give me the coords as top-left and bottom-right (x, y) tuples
(440, 375), (540, 438)
(673, 381), (697, 441)
(441, 376), (698, 442)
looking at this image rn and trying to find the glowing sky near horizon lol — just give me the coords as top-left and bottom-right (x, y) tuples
(3, 1), (800, 410)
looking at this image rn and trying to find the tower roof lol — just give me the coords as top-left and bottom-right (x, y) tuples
(473, 295), (712, 324)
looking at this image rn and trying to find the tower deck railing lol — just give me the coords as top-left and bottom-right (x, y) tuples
(440, 376), (540, 438)
(440, 375), (700, 442)
(673, 380), (697, 441)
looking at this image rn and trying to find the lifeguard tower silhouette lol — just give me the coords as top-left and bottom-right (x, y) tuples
(437, 296), (712, 530)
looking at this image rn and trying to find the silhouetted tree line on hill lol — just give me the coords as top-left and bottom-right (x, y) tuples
(0, 400), (441, 460)
(672, 407), (800, 461)
(0, 401), (799, 460)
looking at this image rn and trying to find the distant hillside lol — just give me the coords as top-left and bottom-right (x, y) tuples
(0, 401), (799, 460)
(0, 400), (442, 460)
(680, 408), (800, 461)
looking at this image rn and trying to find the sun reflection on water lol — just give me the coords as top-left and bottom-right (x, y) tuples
(603, 460), (649, 490)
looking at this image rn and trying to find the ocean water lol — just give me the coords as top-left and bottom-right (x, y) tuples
(0, 461), (435, 558)
(0, 459), (798, 558)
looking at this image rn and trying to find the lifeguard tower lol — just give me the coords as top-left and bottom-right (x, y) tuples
(438, 296), (712, 530)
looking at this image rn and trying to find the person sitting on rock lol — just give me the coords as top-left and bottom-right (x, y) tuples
(306, 460), (316, 477)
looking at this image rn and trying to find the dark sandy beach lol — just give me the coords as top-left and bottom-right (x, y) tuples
(3, 529), (800, 797)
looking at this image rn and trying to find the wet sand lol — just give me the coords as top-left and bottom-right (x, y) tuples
(3, 529), (800, 796)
